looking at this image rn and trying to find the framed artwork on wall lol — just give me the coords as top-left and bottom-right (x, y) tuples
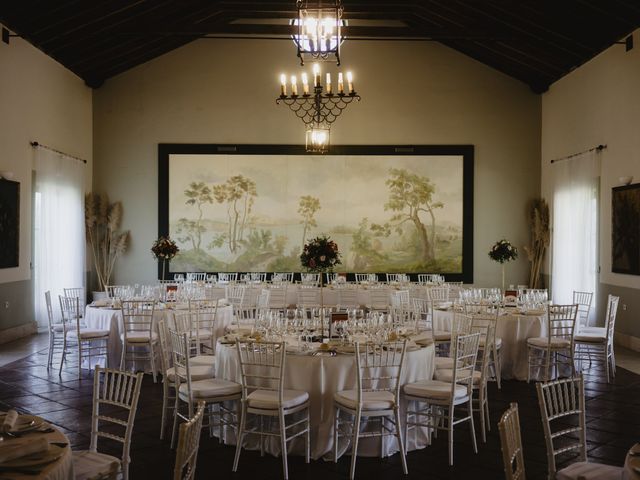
(0, 178), (20, 268)
(612, 183), (640, 275)
(158, 144), (474, 282)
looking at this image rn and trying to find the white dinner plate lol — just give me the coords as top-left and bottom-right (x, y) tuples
(0, 444), (65, 468)
(0, 414), (45, 433)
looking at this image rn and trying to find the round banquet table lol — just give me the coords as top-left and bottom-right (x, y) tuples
(215, 341), (435, 460)
(83, 303), (234, 369)
(624, 444), (640, 479)
(433, 308), (547, 381)
(0, 414), (73, 480)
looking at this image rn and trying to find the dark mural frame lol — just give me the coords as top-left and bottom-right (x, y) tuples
(0, 178), (20, 268)
(158, 144), (474, 283)
(612, 183), (640, 275)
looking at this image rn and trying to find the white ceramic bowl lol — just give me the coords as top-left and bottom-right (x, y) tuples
(619, 176), (633, 185)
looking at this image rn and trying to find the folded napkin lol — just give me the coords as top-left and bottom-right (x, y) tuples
(405, 340), (419, 351)
(408, 332), (431, 343)
(435, 302), (453, 310)
(0, 410), (18, 433)
(217, 299), (230, 306)
(92, 299), (110, 307)
(351, 334), (368, 344)
(0, 437), (49, 463)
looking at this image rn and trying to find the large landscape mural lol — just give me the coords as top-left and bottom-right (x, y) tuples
(160, 146), (471, 276)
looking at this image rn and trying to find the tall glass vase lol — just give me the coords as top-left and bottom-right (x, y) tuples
(319, 272), (326, 340)
(501, 264), (506, 292)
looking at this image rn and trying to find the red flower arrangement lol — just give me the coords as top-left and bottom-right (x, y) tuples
(300, 235), (341, 273)
(151, 236), (179, 260)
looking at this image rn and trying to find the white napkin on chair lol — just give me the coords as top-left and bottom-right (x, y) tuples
(0, 410), (18, 433)
(0, 437), (49, 463)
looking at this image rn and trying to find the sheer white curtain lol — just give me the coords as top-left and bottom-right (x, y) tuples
(551, 150), (600, 319)
(33, 147), (86, 328)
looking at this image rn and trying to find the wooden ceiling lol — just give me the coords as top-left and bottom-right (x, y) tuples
(1, 1), (639, 92)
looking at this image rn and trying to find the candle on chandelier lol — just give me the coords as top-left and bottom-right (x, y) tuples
(302, 73), (309, 95)
(291, 75), (298, 96)
(313, 63), (321, 87)
(280, 74), (286, 96)
(326, 73), (332, 94)
(347, 71), (354, 94)
(338, 72), (344, 94)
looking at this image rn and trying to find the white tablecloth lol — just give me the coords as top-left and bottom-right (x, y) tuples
(215, 342), (435, 459)
(624, 444), (640, 479)
(83, 304), (234, 368)
(433, 309), (547, 381)
(0, 416), (73, 480)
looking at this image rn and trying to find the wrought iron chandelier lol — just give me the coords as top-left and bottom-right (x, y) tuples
(291, 0), (344, 65)
(277, 64), (360, 153)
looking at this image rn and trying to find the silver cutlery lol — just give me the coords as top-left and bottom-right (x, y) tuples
(2, 427), (54, 438)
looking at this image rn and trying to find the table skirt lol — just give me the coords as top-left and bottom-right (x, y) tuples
(215, 342), (435, 460)
(433, 310), (547, 381)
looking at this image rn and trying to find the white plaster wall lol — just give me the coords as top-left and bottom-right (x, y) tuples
(542, 29), (640, 336)
(0, 26), (93, 285)
(542, 30), (640, 290)
(93, 39), (541, 287)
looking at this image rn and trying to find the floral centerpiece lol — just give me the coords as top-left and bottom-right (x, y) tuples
(488, 239), (518, 291)
(300, 235), (342, 273)
(300, 235), (341, 340)
(151, 236), (180, 280)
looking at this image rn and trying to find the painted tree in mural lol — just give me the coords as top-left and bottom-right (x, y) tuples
(212, 175), (257, 253)
(372, 168), (443, 263)
(175, 219), (205, 251)
(352, 217), (387, 270)
(298, 195), (321, 248)
(176, 182), (213, 251)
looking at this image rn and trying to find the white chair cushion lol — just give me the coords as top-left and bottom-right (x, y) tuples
(225, 324), (254, 334)
(556, 461), (622, 480)
(404, 380), (468, 400)
(247, 389), (309, 410)
(179, 378), (241, 399)
(435, 368), (482, 385)
(527, 337), (571, 348)
(52, 323), (65, 332)
(334, 389), (396, 410)
(574, 332), (606, 343)
(72, 450), (120, 480)
(433, 330), (451, 341)
(189, 355), (216, 367)
(579, 327), (605, 335)
(121, 331), (158, 343)
(68, 328), (110, 339)
(166, 365), (213, 382)
(434, 357), (455, 370)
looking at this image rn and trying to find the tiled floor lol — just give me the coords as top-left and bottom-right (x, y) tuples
(1, 336), (639, 479)
(0, 332), (49, 367)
